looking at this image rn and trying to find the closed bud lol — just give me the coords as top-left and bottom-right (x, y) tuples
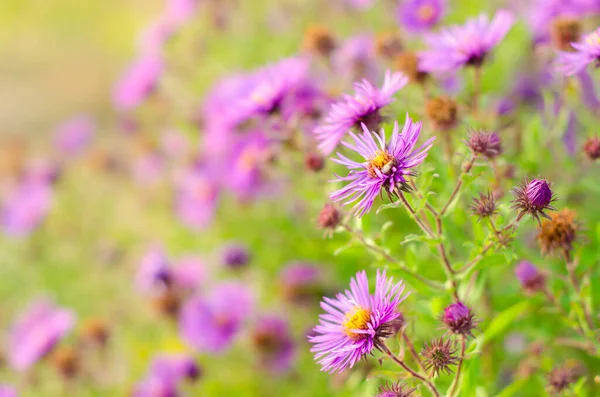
(583, 136), (600, 160)
(304, 152), (325, 172)
(318, 203), (341, 230)
(421, 337), (458, 376)
(442, 302), (477, 338)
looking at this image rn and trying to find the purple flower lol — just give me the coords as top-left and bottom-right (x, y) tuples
(420, 10), (514, 72)
(308, 270), (407, 373)
(7, 299), (75, 371)
(330, 116), (434, 216)
(442, 302), (476, 337)
(279, 262), (322, 304)
(1, 180), (52, 237)
(132, 152), (164, 186)
(132, 376), (178, 397)
(221, 243), (251, 269)
(512, 178), (556, 223)
(228, 132), (272, 200)
(135, 246), (171, 293)
(315, 71), (407, 155)
(331, 35), (380, 83)
(0, 385), (17, 397)
(526, 179), (553, 207)
(179, 282), (253, 354)
(251, 315), (295, 373)
(396, 0), (445, 33)
(113, 56), (163, 111)
(171, 256), (205, 291)
(526, 0), (597, 44)
(54, 115), (95, 156)
(344, 0), (376, 10)
(148, 353), (201, 382)
(175, 168), (219, 230)
(556, 28), (600, 76)
(515, 261), (545, 292)
(165, 0), (198, 24)
(137, 18), (176, 56)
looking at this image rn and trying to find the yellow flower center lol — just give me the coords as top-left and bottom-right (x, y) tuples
(417, 4), (435, 23)
(343, 306), (371, 339)
(586, 31), (600, 46)
(367, 150), (394, 178)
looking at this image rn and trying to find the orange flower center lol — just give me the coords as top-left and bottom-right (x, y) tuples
(367, 150), (395, 178)
(343, 306), (371, 339)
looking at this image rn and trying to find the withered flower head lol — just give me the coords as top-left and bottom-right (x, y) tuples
(151, 290), (182, 318)
(551, 18), (582, 51)
(51, 346), (80, 379)
(395, 51), (428, 84)
(376, 32), (404, 60)
(548, 363), (582, 393)
(465, 130), (502, 159)
(303, 25), (337, 58)
(511, 178), (556, 225)
(537, 208), (578, 255)
(80, 318), (110, 347)
(469, 191), (498, 219)
(318, 203), (341, 231)
(583, 136), (600, 160)
(422, 337), (459, 376)
(425, 96), (458, 131)
(374, 382), (415, 397)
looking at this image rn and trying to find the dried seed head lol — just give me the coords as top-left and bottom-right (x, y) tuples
(376, 32), (404, 60)
(465, 130), (502, 159)
(442, 302), (477, 338)
(469, 191), (498, 219)
(511, 178), (556, 225)
(422, 337), (459, 376)
(537, 208), (578, 255)
(318, 203), (341, 230)
(551, 18), (582, 51)
(80, 318), (110, 347)
(583, 136), (600, 160)
(425, 96), (458, 131)
(374, 382), (416, 397)
(303, 25), (337, 58)
(51, 346), (80, 379)
(151, 290), (181, 318)
(394, 51), (428, 84)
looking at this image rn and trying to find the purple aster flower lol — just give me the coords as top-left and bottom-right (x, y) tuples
(1, 180), (52, 237)
(315, 71), (408, 155)
(175, 168), (219, 230)
(113, 56), (163, 111)
(179, 282), (253, 354)
(221, 243), (251, 269)
(442, 301), (477, 337)
(171, 256), (205, 291)
(54, 115), (95, 156)
(308, 270), (407, 373)
(396, 0), (445, 33)
(330, 116), (435, 216)
(556, 28), (600, 76)
(148, 353), (201, 383)
(420, 10), (515, 72)
(279, 262), (323, 305)
(135, 246), (172, 292)
(376, 382), (415, 397)
(515, 261), (546, 293)
(7, 299), (75, 371)
(165, 0), (198, 24)
(251, 315), (295, 373)
(132, 376), (178, 397)
(331, 34), (380, 83)
(0, 385), (17, 397)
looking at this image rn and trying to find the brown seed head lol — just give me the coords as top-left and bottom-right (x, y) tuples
(422, 337), (459, 376)
(425, 96), (458, 131)
(80, 318), (110, 347)
(303, 25), (337, 58)
(394, 51), (428, 84)
(551, 18), (582, 51)
(375, 32), (403, 60)
(51, 346), (80, 379)
(537, 208), (578, 255)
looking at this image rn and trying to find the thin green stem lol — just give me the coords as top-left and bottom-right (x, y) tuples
(448, 336), (467, 397)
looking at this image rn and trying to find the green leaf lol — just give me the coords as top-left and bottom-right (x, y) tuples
(482, 301), (530, 345)
(493, 379), (529, 397)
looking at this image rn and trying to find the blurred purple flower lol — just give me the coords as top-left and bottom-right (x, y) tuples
(172, 256), (206, 291)
(332, 34), (379, 83)
(229, 132), (272, 200)
(556, 28), (600, 76)
(526, 0), (597, 44)
(309, 270), (406, 373)
(165, 0), (198, 24)
(148, 353), (201, 382)
(420, 10), (514, 72)
(24, 157), (61, 185)
(279, 262), (322, 304)
(54, 115), (95, 156)
(160, 129), (189, 159)
(0, 386), (17, 397)
(7, 299), (75, 371)
(137, 18), (176, 56)
(132, 152), (164, 186)
(135, 246), (172, 293)
(252, 315), (295, 373)
(179, 282), (253, 354)
(396, 0), (445, 33)
(344, 0), (375, 10)
(1, 180), (52, 237)
(113, 56), (163, 111)
(443, 301), (476, 337)
(221, 243), (251, 269)
(175, 168), (219, 230)
(330, 116), (434, 216)
(315, 70), (407, 155)
(515, 261), (545, 292)
(132, 376), (178, 397)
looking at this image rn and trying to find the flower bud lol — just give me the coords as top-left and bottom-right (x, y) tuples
(514, 261), (545, 293)
(421, 337), (458, 376)
(511, 178), (556, 224)
(375, 382), (415, 397)
(583, 136), (600, 160)
(469, 191), (498, 219)
(465, 130), (502, 159)
(443, 302), (476, 337)
(318, 203), (341, 230)
(222, 243), (251, 269)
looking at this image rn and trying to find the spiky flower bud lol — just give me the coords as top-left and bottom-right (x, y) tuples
(422, 337), (458, 376)
(395, 51), (428, 84)
(511, 178), (556, 224)
(425, 96), (458, 131)
(548, 363), (582, 393)
(514, 261), (545, 293)
(375, 382), (415, 397)
(550, 18), (582, 51)
(465, 130), (502, 159)
(469, 191), (498, 219)
(303, 25), (337, 58)
(318, 203), (341, 230)
(222, 243), (251, 269)
(376, 32), (403, 60)
(583, 136), (600, 160)
(304, 152), (325, 172)
(443, 302), (477, 337)
(536, 208), (578, 255)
